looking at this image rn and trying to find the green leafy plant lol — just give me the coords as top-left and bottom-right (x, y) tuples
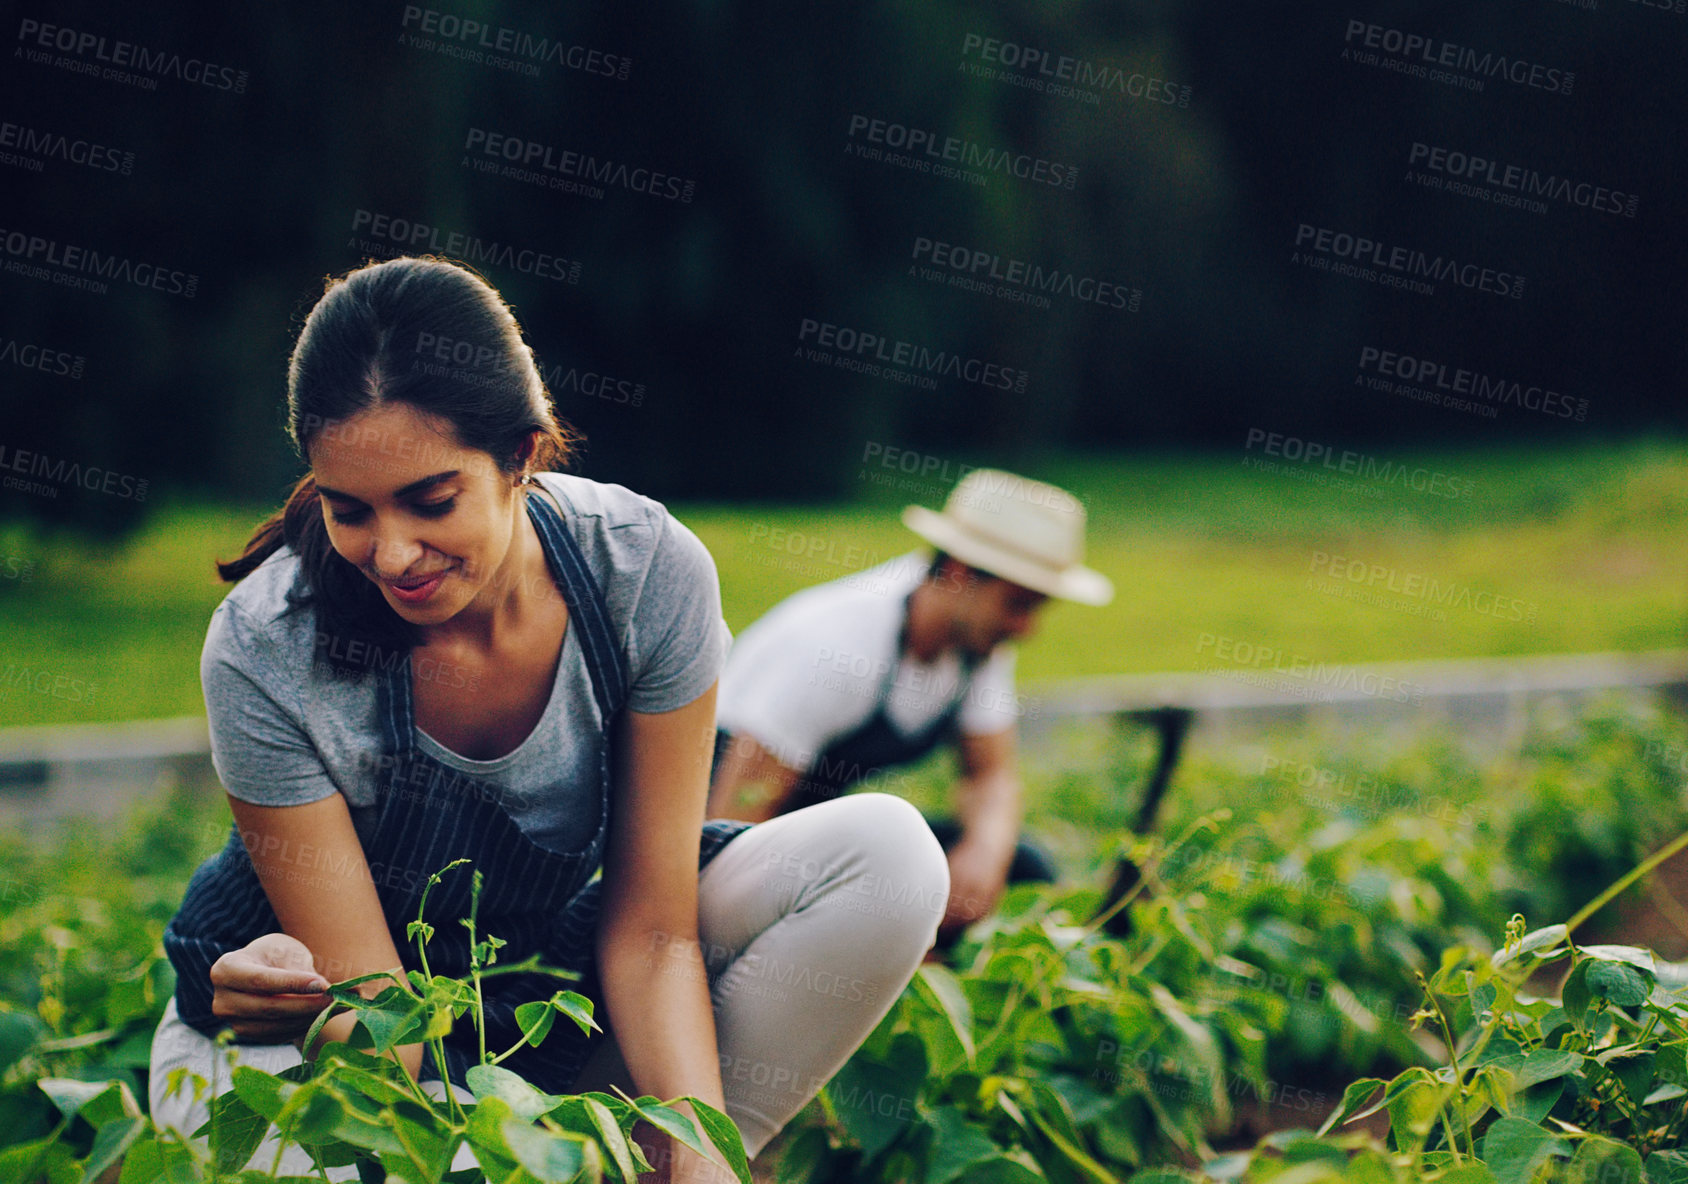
(10, 858), (754, 1183)
(777, 814), (1286, 1184)
(1176, 831), (1688, 1183)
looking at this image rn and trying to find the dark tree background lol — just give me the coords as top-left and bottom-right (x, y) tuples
(1, 0), (1682, 535)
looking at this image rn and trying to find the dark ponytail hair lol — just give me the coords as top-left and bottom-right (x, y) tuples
(217, 256), (579, 678)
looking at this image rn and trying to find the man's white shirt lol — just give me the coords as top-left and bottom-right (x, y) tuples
(716, 551), (1020, 772)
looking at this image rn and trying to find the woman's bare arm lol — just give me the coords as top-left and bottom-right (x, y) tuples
(596, 683), (735, 1175)
(218, 794), (424, 1079)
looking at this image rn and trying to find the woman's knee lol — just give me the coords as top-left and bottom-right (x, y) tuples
(809, 793), (950, 920)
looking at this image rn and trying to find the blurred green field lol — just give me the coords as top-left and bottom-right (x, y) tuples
(2, 437), (1685, 727)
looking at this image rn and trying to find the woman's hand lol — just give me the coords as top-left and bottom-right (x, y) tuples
(209, 932), (330, 1043)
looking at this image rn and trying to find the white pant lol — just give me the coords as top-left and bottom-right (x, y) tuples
(150, 794), (949, 1172)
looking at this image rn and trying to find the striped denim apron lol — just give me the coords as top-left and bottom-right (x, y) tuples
(163, 489), (750, 1092)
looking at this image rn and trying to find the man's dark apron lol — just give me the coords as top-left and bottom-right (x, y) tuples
(711, 590), (1054, 886)
(164, 490), (750, 1093)
(719, 591), (982, 813)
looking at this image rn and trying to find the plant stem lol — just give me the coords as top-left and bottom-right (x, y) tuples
(468, 870), (487, 1065)
(1566, 827), (1688, 937)
(1425, 982), (1476, 1158)
(269, 1117), (289, 1177)
(1084, 814), (1225, 940)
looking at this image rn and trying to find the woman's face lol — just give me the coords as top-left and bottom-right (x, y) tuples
(308, 402), (525, 627)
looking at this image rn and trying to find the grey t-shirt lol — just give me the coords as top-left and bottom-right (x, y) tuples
(199, 471), (730, 855)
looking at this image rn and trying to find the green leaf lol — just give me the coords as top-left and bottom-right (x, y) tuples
(964, 1150), (1049, 1183)
(1514, 1078), (1566, 1125)
(339, 987), (429, 1053)
(553, 991), (598, 1037)
(775, 1126), (834, 1184)
(389, 1099), (456, 1181)
(1492, 925), (1569, 969)
(914, 965), (975, 1064)
(1605, 1049), (1657, 1108)
(465, 1094), (517, 1158)
(230, 1065), (296, 1122)
(466, 1063), (566, 1122)
(1315, 1077), (1385, 1136)
(1646, 1149), (1688, 1184)
(1024, 1090), (1114, 1184)
(282, 1085), (348, 1146)
(624, 1098), (710, 1157)
(1492, 1049), (1583, 1091)
(38, 1077), (139, 1124)
(1567, 1136), (1643, 1184)
(825, 1031), (927, 1161)
(78, 1117), (146, 1184)
(501, 1118), (595, 1183)
(1563, 960), (1595, 1027)
(1589, 962), (1652, 1008)
(326, 1093), (410, 1157)
(923, 1106), (1001, 1184)
(1384, 1078), (1440, 1143)
(116, 1134), (200, 1184)
(685, 1095), (754, 1184)
(0, 1008), (47, 1068)
(1438, 1167), (1500, 1184)
(1481, 1116), (1568, 1184)
(512, 1001), (556, 1049)
(1579, 945), (1656, 972)
(582, 1095), (638, 1182)
(196, 1087), (270, 1173)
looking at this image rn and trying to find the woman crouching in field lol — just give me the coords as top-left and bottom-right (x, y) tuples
(148, 255), (950, 1181)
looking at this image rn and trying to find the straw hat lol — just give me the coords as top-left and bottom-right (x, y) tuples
(902, 469), (1113, 606)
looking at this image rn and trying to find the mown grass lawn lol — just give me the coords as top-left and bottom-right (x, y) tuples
(2, 437), (1684, 727)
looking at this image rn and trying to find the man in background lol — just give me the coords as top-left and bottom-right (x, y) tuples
(708, 468), (1113, 943)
